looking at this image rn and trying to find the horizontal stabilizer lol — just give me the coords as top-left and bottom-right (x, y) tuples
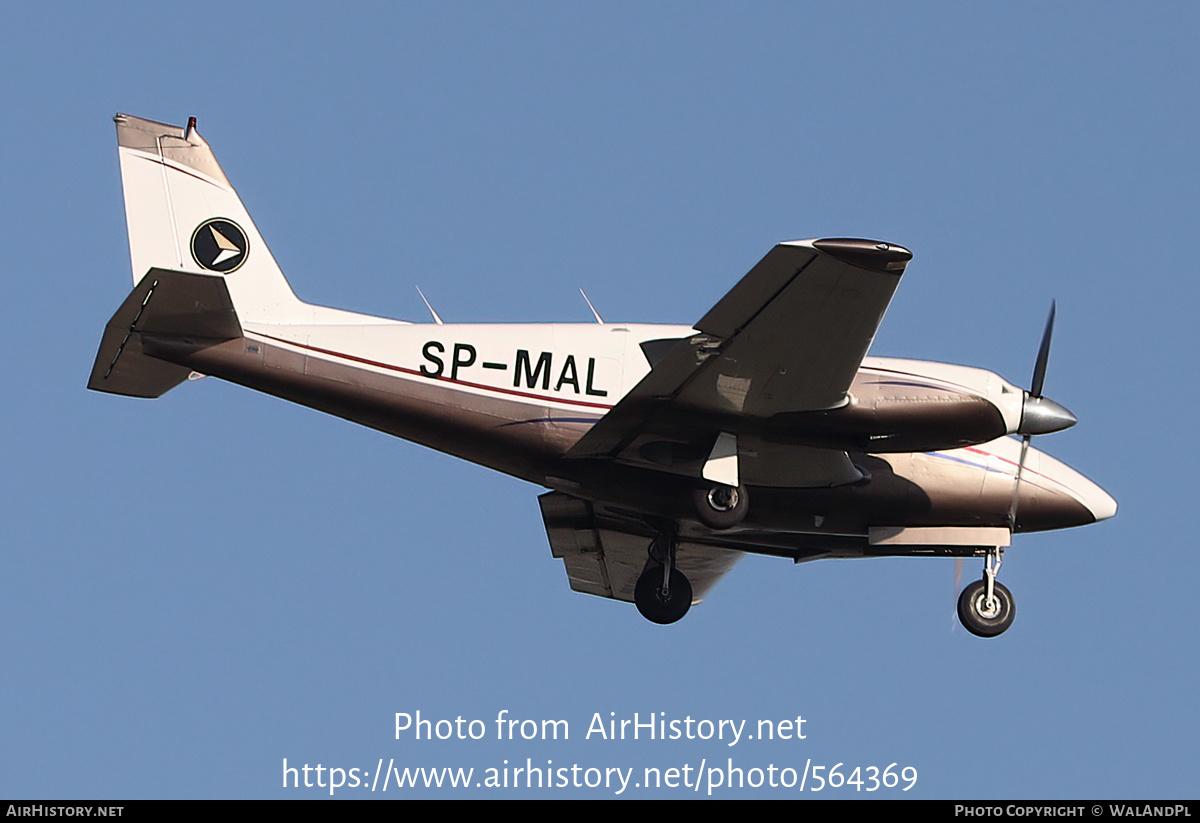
(88, 268), (241, 398)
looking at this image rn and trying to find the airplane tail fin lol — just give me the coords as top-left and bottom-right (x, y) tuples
(93, 114), (402, 398)
(112, 113), (309, 325)
(91, 114), (318, 398)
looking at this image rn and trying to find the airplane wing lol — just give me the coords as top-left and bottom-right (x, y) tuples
(539, 492), (742, 604)
(566, 238), (911, 487)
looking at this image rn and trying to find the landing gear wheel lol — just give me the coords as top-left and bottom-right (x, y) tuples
(693, 484), (749, 529)
(634, 566), (693, 625)
(957, 579), (1016, 637)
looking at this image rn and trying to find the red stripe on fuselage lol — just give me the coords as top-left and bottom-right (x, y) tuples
(248, 331), (616, 411)
(963, 445), (1066, 492)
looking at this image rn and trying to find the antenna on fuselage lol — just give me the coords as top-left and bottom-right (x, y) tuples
(579, 289), (604, 325)
(415, 286), (444, 325)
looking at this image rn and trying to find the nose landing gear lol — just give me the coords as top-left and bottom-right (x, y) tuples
(957, 549), (1016, 637)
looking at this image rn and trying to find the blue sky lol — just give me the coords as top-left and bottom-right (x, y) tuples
(2, 2), (1196, 798)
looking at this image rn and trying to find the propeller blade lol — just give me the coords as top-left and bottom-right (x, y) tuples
(1007, 434), (1032, 529)
(1011, 302), (1065, 528)
(1030, 301), (1056, 399)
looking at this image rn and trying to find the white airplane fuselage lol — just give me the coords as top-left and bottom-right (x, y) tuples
(145, 316), (1114, 548)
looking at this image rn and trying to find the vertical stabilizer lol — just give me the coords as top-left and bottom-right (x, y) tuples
(113, 113), (310, 324)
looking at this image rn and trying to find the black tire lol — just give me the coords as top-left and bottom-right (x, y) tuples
(957, 579), (1016, 637)
(634, 566), (693, 625)
(693, 484), (749, 529)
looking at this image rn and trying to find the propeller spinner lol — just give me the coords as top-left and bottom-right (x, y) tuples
(1016, 303), (1077, 436)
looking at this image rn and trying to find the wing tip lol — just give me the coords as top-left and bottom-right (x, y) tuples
(810, 237), (912, 274)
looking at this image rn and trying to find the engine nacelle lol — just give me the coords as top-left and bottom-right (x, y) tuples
(763, 357), (1072, 452)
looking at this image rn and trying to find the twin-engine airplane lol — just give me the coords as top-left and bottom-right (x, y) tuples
(90, 114), (1116, 635)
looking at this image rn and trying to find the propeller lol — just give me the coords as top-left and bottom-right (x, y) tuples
(1007, 302), (1076, 530)
(954, 303), (1076, 628)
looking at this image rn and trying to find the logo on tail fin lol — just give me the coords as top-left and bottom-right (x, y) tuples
(191, 219), (248, 273)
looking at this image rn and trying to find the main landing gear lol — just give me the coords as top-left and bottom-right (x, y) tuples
(634, 478), (749, 624)
(957, 549), (1016, 637)
(634, 535), (693, 625)
(693, 483), (749, 529)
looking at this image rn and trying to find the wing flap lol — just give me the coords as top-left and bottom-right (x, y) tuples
(539, 492), (742, 604)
